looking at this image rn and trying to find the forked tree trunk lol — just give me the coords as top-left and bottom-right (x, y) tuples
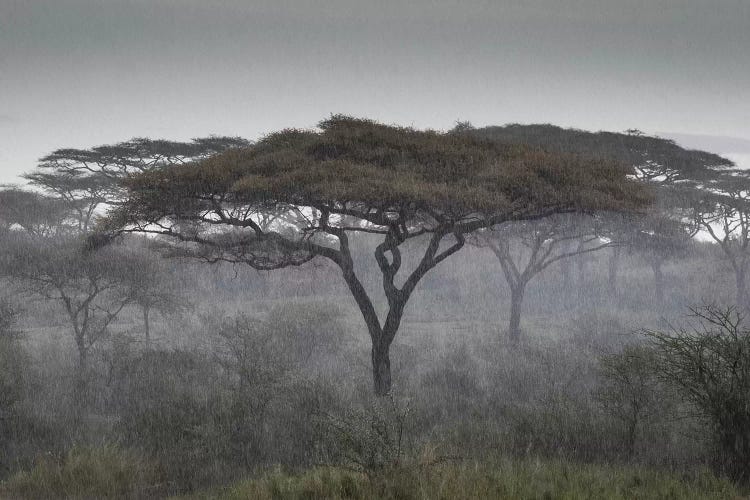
(339, 229), (463, 396)
(341, 264), (397, 396)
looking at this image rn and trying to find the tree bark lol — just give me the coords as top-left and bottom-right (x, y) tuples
(74, 336), (88, 405)
(508, 285), (525, 343)
(371, 342), (392, 397)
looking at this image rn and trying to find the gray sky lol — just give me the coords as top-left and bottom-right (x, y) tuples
(1, 0), (749, 183)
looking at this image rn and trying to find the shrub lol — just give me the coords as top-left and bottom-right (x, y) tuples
(315, 396), (411, 478)
(595, 344), (675, 459)
(643, 305), (750, 484)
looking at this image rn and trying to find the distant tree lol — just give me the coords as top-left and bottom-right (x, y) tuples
(102, 116), (648, 395)
(0, 234), (139, 401)
(24, 136), (250, 233)
(463, 124), (734, 303)
(476, 214), (611, 342)
(0, 298), (27, 442)
(0, 187), (72, 236)
(628, 211), (694, 302)
(687, 175), (750, 309)
(122, 243), (187, 342)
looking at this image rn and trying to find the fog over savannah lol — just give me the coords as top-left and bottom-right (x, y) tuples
(1, 2), (750, 499)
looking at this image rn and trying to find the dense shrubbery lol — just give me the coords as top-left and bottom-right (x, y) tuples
(0, 273), (748, 496)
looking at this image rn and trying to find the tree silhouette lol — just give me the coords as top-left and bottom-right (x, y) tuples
(103, 116), (648, 395)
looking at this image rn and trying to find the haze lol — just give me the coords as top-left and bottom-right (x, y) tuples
(1, 0), (749, 182)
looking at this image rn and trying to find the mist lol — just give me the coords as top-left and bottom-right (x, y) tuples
(2, 2), (750, 498)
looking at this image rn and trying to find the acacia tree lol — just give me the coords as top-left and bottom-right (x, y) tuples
(0, 187), (72, 236)
(24, 136), (250, 233)
(103, 116), (648, 395)
(629, 211), (694, 302)
(464, 124), (734, 301)
(477, 214), (611, 342)
(688, 175), (750, 310)
(0, 234), (140, 401)
(123, 244), (187, 341)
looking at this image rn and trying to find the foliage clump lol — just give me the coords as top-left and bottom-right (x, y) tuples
(643, 306), (750, 484)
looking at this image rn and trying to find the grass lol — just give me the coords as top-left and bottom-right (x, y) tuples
(0, 446), (744, 499)
(0, 445), (166, 499)
(182, 458), (743, 500)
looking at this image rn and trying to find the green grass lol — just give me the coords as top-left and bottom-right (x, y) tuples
(0, 445), (166, 499)
(183, 458), (743, 500)
(1, 448), (744, 499)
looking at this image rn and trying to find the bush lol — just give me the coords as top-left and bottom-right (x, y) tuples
(109, 347), (238, 492)
(315, 396), (411, 478)
(595, 344), (675, 460)
(643, 305), (750, 484)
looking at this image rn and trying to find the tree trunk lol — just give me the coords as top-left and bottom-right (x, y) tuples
(371, 342), (392, 396)
(508, 285), (525, 344)
(608, 246), (621, 294)
(74, 338), (88, 405)
(143, 305), (151, 341)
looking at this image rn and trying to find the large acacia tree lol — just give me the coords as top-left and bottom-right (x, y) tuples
(104, 116), (648, 395)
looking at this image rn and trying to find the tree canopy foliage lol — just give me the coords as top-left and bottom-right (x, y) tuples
(463, 124), (734, 184)
(464, 123), (746, 305)
(23, 136), (250, 233)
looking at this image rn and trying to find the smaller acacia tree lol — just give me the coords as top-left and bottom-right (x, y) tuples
(103, 116), (649, 395)
(24, 137), (251, 233)
(120, 244), (187, 342)
(0, 187), (72, 237)
(643, 306), (750, 484)
(476, 213), (611, 342)
(0, 234), (139, 401)
(689, 177), (750, 310)
(626, 210), (694, 303)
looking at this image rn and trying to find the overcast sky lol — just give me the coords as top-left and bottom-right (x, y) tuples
(1, 0), (749, 183)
